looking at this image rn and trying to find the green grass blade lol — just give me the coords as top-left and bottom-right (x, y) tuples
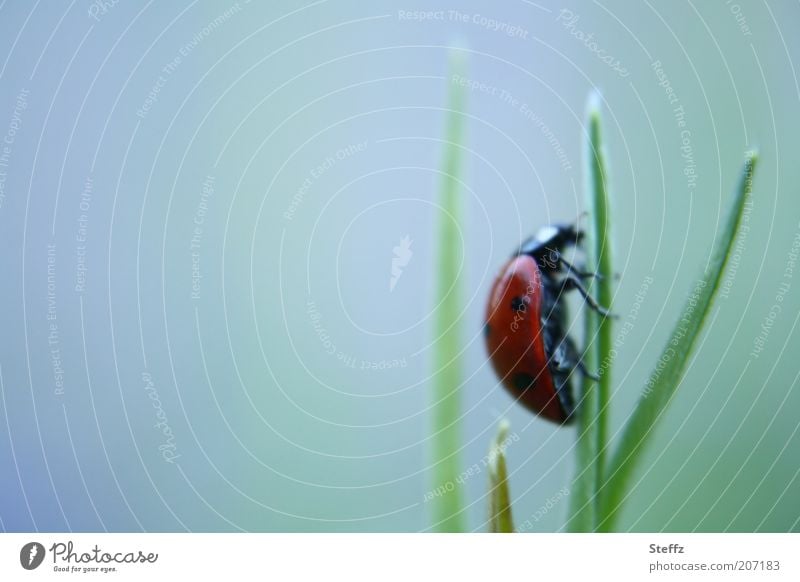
(488, 420), (514, 533)
(598, 151), (758, 531)
(569, 371), (596, 532)
(569, 379), (596, 531)
(586, 103), (615, 508)
(569, 96), (614, 531)
(430, 48), (467, 532)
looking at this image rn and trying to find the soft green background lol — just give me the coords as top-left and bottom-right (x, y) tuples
(0, 0), (797, 531)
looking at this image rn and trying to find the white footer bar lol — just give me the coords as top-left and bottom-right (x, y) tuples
(1, 533), (796, 581)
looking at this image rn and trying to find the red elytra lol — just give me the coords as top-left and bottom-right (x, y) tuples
(484, 255), (571, 423)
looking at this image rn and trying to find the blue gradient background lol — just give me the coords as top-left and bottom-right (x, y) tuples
(0, 1), (799, 532)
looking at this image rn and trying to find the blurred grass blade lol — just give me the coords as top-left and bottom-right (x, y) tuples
(598, 151), (758, 531)
(569, 95), (614, 531)
(488, 420), (514, 533)
(430, 48), (467, 532)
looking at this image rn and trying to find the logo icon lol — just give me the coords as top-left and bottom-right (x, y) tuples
(390, 235), (413, 291)
(20, 542), (45, 570)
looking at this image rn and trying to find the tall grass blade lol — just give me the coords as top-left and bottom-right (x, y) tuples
(569, 96), (614, 531)
(430, 48), (468, 532)
(587, 104), (615, 494)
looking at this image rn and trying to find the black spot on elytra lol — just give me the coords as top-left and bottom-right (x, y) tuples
(510, 296), (526, 312)
(513, 373), (534, 392)
(483, 323), (491, 338)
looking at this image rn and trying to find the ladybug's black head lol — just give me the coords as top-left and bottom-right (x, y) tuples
(547, 223), (583, 248)
(518, 222), (583, 258)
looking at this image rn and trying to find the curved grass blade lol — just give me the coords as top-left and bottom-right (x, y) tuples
(598, 151), (758, 531)
(488, 420), (514, 533)
(430, 48), (467, 532)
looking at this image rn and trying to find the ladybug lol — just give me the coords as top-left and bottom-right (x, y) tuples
(484, 223), (610, 424)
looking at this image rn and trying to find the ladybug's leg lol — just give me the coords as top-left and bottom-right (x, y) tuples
(546, 363), (576, 424)
(561, 273), (614, 318)
(552, 374), (576, 423)
(553, 336), (599, 380)
(577, 359), (600, 381)
(557, 255), (602, 280)
(548, 342), (577, 375)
